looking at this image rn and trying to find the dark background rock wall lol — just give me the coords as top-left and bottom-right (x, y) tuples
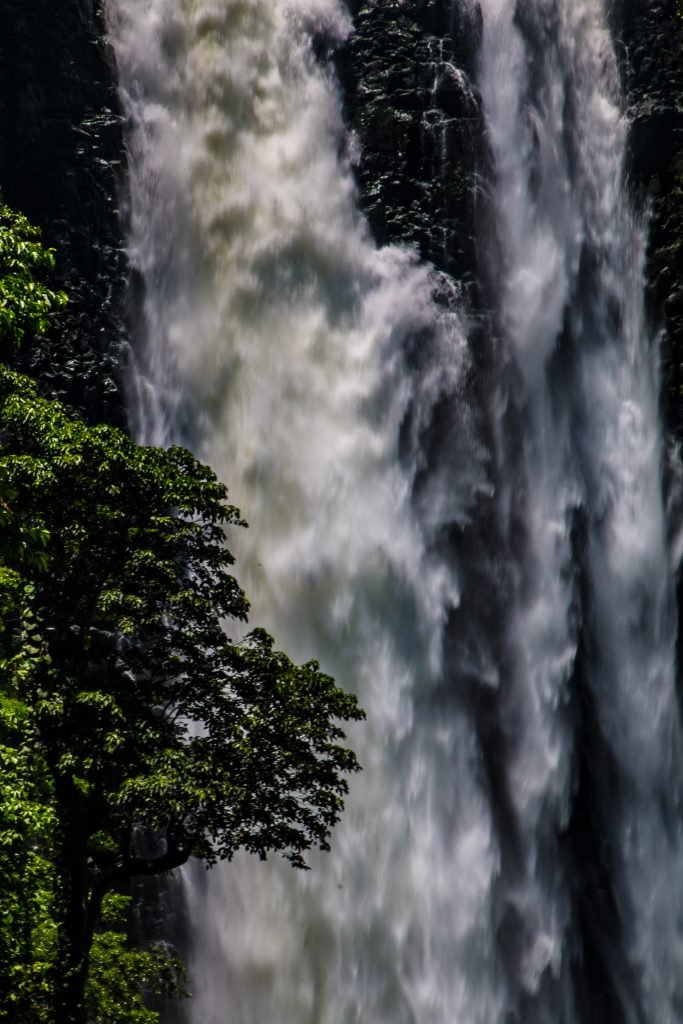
(620, 0), (683, 443)
(334, 0), (495, 555)
(616, 0), (683, 681)
(337, 0), (485, 298)
(0, 0), (128, 426)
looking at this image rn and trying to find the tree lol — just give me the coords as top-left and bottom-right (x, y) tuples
(0, 697), (55, 1023)
(0, 199), (215, 1023)
(0, 706), (187, 1024)
(85, 894), (187, 1024)
(0, 366), (364, 1024)
(0, 200), (67, 356)
(0, 199), (63, 1022)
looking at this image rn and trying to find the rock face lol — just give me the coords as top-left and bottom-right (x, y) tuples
(0, 0), (128, 426)
(618, 0), (683, 703)
(0, 0), (677, 470)
(619, 0), (683, 440)
(337, 0), (485, 296)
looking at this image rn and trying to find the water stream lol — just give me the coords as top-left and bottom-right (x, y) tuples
(107, 1), (683, 1020)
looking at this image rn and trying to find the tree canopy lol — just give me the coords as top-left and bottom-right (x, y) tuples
(0, 366), (363, 870)
(0, 202), (364, 1024)
(0, 366), (363, 1021)
(0, 202), (67, 355)
(0, 697), (55, 1023)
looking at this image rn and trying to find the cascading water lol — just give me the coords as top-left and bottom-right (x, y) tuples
(106, 0), (683, 1021)
(477, 3), (683, 1019)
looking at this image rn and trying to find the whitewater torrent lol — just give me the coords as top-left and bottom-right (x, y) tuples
(106, 0), (683, 1021)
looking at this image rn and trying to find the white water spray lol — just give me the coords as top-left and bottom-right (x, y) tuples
(478, 0), (683, 1018)
(107, 0), (683, 1020)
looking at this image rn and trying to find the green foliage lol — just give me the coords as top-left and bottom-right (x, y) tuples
(0, 736), (185, 1024)
(0, 202), (67, 354)
(0, 366), (363, 883)
(85, 895), (187, 1024)
(0, 700), (56, 1023)
(0, 201), (362, 1022)
(0, 361), (363, 1021)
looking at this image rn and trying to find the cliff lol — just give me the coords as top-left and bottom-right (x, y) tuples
(337, 0), (485, 296)
(0, 0), (128, 425)
(621, 0), (683, 441)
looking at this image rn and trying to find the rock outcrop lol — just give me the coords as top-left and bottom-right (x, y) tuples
(620, 0), (683, 439)
(0, 0), (128, 425)
(337, 0), (485, 295)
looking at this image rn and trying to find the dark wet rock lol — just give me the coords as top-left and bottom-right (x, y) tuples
(619, 0), (683, 441)
(337, 0), (485, 295)
(0, 0), (129, 426)
(617, 0), (683, 702)
(621, 1), (683, 184)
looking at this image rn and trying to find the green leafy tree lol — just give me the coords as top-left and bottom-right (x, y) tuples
(0, 366), (364, 1024)
(0, 711), (186, 1024)
(0, 199), (194, 1024)
(0, 200), (64, 1022)
(0, 698), (55, 1024)
(0, 200), (67, 355)
(86, 894), (187, 1024)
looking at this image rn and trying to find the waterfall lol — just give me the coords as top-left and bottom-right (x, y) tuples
(106, 0), (683, 1021)
(477, 2), (683, 1019)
